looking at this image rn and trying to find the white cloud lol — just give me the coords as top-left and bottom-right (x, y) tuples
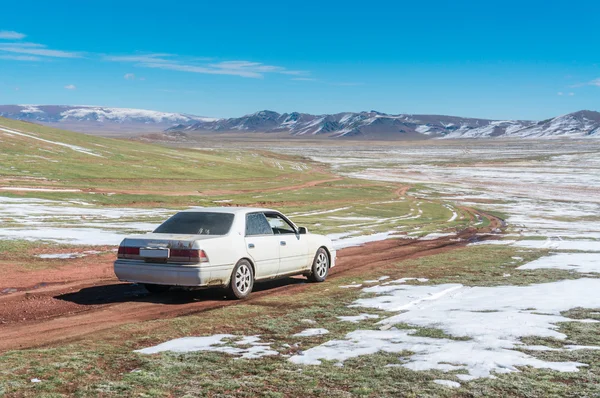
(104, 53), (174, 64)
(557, 92), (563, 96)
(124, 73), (135, 80)
(292, 77), (317, 81)
(143, 61), (253, 78)
(64, 84), (77, 90)
(105, 53), (309, 79)
(569, 78), (600, 88)
(0, 54), (40, 61)
(0, 41), (81, 58)
(588, 78), (600, 87)
(568, 92), (575, 96)
(0, 30), (26, 40)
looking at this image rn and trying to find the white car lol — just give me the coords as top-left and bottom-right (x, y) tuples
(114, 207), (336, 299)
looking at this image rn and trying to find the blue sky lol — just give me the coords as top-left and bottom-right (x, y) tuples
(0, 0), (598, 120)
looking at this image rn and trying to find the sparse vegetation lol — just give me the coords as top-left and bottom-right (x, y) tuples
(2, 244), (599, 397)
(2, 119), (599, 397)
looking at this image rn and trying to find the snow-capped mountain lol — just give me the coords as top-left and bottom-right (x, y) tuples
(501, 110), (600, 138)
(2, 105), (598, 139)
(0, 105), (217, 134)
(169, 110), (600, 139)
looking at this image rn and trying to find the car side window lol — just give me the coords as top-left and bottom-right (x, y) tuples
(245, 213), (274, 236)
(265, 213), (296, 235)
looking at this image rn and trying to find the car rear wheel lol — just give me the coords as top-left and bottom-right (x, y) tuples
(227, 259), (254, 299)
(307, 248), (329, 282)
(143, 283), (170, 294)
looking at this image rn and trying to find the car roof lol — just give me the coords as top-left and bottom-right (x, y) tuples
(180, 207), (278, 215)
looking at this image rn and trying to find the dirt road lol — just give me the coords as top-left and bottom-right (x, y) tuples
(0, 211), (502, 352)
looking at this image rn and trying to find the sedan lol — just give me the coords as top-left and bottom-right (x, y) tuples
(114, 207), (336, 299)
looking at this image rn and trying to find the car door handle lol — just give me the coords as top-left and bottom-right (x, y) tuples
(248, 243), (255, 249)
(280, 241), (286, 246)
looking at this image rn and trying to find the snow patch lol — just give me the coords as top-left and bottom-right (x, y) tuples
(339, 283), (363, 289)
(0, 187), (81, 192)
(433, 379), (461, 388)
(290, 279), (600, 380)
(337, 314), (380, 323)
(518, 253), (600, 273)
(0, 126), (103, 157)
(36, 253), (83, 259)
(0, 196), (171, 245)
(136, 334), (278, 359)
(332, 231), (395, 250)
(293, 328), (329, 337)
(420, 232), (455, 240)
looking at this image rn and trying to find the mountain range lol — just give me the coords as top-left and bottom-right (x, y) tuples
(0, 105), (216, 136)
(1, 105), (599, 139)
(169, 110), (600, 139)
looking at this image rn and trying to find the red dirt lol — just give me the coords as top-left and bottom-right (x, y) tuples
(0, 210), (503, 352)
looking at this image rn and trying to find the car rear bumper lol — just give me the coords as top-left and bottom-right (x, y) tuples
(114, 260), (233, 287)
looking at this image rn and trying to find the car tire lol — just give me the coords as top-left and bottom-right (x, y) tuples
(307, 248), (329, 282)
(227, 259), (254, 299)
(143, 283), (170, 294)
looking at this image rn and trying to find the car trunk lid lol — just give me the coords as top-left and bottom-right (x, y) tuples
(118, 233), (214, 263)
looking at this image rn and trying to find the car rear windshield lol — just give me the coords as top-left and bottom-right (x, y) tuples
(154, 212), (235, 235)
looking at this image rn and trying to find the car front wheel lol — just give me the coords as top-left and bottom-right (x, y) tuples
(307, 248), (329, 282)
(227, 259), (254, 299)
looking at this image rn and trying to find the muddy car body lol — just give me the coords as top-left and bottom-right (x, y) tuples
(114, 207), (336, 298)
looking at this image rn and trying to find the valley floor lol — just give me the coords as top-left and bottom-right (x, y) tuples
(1, 124), (599, 397)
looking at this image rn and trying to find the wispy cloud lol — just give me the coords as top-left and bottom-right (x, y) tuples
(292, 77), (317, 81)
(64, 84), (76, 90)
(105, 53), (308, 79)
(569, 78), (600, 88)
(588, 78), (600, 87)
(0, 41), (82, 59)
(1, 33), (308, 80)
(0, 54), (41, 61)
(104, 53), (174, 64)
(557, 92), (563, 96)
(0, 30), (26, 40)
(568, 92), (575, 96)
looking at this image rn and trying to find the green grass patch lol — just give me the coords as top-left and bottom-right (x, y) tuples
(391, 245), (585, 286)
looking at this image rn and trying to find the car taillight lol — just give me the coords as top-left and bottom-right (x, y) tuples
(169, 249), (209, 263)
(117, 246), (140, 259)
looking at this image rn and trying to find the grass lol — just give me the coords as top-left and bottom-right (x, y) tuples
(0, 239), (115, 272)
(0, 117), (486, 247)
(2, 244), (599, 397)
(390, 245), (585, 286)
(0, 118), (491, 256)
(0, 117), (327, 204)
(0, 239), (41, 255)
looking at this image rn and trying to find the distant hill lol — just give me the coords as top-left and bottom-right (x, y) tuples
(169, 110), (600, 139)
(2, 105), (599, 139)
(0, 105), (217, 136)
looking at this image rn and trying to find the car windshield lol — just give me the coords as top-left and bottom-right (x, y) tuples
(153, 212), (234, 235)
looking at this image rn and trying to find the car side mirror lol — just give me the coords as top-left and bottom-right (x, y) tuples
(298, 226), (308, 235)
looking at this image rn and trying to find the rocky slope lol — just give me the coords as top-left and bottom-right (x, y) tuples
(170, 110), (600, 139)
